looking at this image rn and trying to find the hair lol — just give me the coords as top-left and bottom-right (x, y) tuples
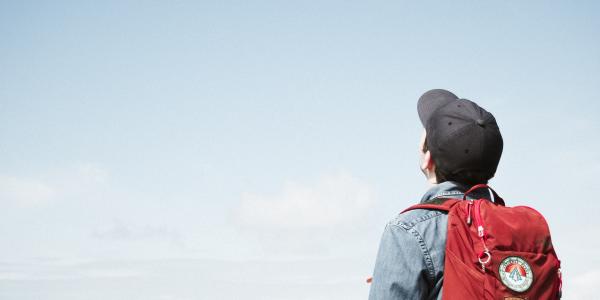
(422, 137), (492, 186)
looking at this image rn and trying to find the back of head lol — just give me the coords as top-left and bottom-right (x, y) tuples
(418, 89), (503, 186)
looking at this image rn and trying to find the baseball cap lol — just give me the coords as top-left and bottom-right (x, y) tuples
(417, 89), (503, 177)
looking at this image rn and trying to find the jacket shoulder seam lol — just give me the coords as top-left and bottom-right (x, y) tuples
(391, 210), (446, 230)
(387, 211), (445, 287)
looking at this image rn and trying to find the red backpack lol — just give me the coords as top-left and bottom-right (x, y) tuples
(404, 184), (562, 300)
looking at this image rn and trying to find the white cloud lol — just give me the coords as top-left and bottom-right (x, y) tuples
(76, 162), (109, 185)
(82, 268), (143, 279)
(0, 175), (56, 206)
(0, 259), (144, 281)
(91, 219), (184, 247)
(0, 258), (369, 300)
(565, 270), (600, 299)
(238, 172), (374, 229)
(0, 162), (109, 207)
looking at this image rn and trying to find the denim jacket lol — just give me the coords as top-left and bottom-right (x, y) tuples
(368, 181), (493, 300)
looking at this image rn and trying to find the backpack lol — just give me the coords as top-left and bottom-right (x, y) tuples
(403, 184), (562, 300)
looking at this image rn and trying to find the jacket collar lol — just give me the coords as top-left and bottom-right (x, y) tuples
(420, 181), (492, 203)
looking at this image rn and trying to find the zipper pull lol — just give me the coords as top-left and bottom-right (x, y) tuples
(466, 201), (473, 225)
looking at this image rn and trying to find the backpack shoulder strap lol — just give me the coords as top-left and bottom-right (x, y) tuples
(402, 198), (461, 213)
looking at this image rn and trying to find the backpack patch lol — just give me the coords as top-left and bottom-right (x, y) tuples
(499, 256), (534, 292)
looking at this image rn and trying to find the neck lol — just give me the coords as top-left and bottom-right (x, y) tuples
(425, 169), (437, 184)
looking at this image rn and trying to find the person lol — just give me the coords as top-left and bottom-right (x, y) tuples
(368, 89), (504, 300)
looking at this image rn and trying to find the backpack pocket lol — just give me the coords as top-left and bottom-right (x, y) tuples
(442, 248), (485, 300)
(490, 250), (560, 300)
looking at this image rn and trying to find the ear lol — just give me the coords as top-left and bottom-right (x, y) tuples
(421, 150), (433, 171)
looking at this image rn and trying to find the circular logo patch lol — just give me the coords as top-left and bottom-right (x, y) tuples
(498, 256), (533, 292)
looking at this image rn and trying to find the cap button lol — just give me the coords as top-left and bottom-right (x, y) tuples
(476, 119), (485, 127)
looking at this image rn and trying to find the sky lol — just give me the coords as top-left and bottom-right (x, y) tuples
(1, 0), (599, 299)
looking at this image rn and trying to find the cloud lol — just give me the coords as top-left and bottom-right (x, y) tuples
(92, 219), (184, 246)
(81, 268), (144, 279)
(0, 258), (369, 300)
(0, 175), (56, 206)
(75, 162), (109, 185)
(238, 172), (374, 229)
(0, 258), (144, 281)
(0, 162), (109, 207)
(565, 270), (600, 299)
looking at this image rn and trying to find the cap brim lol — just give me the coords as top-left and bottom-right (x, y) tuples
(417, 89), (459, 127)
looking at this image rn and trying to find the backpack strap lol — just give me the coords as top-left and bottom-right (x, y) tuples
(463, 184), (505, 206)
(403, 184), (505, 214)
(402, 198), (461, 213)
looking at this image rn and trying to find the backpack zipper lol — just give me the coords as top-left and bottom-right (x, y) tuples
(474, 200), (485, 239)
(471, 199), (491, 272)
(466, 200), (473, 225)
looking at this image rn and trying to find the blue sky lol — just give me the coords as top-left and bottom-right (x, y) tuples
(1, 1), (599, 299)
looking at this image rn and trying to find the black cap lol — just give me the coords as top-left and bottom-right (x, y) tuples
(417, 89), (503, 177)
